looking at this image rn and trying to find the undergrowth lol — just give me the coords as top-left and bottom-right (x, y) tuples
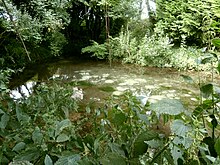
(82, 32), (219, 71)
(0, 67), (220, 164)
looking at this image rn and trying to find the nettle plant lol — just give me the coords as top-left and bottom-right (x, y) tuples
(1, 49), (220, 164)
(0, 82), (79, 164)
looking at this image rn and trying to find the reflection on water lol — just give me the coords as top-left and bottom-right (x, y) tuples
(10, 81), (37, 99)
(10, 59), (212, 107)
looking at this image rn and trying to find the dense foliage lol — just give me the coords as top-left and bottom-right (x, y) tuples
(155, 0), (220, 47)
(1, 0), (220, 69)
(0, 0), (137, 68)
(1, 0), (220, 164)
(0, 0), (71, 68)
(1, 65), (220, 164)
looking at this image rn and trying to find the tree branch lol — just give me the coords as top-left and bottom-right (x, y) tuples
(2, 0), (31, 61)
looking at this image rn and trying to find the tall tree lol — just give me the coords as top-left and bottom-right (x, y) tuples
(155, 0), (220, 47)
(0, 0), (71, 68)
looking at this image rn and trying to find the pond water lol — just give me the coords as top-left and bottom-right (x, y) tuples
(9, 59), (217, 108)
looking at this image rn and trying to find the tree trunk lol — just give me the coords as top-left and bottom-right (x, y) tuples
(2, 0), (31, 61)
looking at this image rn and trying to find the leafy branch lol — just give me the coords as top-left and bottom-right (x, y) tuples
(2, 0), (31, 61)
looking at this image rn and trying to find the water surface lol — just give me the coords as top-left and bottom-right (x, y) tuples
(10, 59), (217, 108)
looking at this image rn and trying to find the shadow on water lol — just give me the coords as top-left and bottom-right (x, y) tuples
(9, 58), (218, 109)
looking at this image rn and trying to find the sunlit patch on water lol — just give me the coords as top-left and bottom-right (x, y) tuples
(10, 81), (36, 99)
(9, 60), (204, 107)
(104, 80), (114, 84)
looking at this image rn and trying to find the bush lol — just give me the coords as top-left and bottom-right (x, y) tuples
(0, 76), (220, 164)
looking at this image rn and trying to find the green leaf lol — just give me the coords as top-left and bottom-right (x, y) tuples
(138, 113), (150, 125)
(112, 112), (126, 125)
(193, 106), (204, 117)
(32, 127), (43, 144)
(217, 62), (220, 74)
(133, 131), (158, 158)
(211, 117), (218, 128)
(94, 136), (102, 155)
(145, 139), (163, 148)
(55, 119), (71, 137)
(44, 155), (53, 165)
(193, 100), (213, 117)
(170, 144), (183, 165)
(55, 154), (81, 165)
(149, 99), (186, 115)
(214, 85), (220, 96)
(201, 53), (217, 64)
(12, 142), (26, 152)
(180, 74), (194, 83)
(14, 148), (41, 162)
(212, 38), (220, 48)
(16, 105), (30, 124)
(83, 135), (94, 150)
(171, 120), (191, 137)
(108, 143), (125, 157)
(56, 133), (69, 142)
(214, 138), (220, 156)
(99, 152), (126, 165)
(9, 161), (33, 165)
(173, 136), (193, 149)
(200, 84), (213, 98)
(206, 155), (216, 163)
(78, 158), (94, 165)
(0, 113), (9, 129)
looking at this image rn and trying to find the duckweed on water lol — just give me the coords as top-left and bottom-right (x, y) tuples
(98, 86), (115, 92)
(69, 80), (94, 87)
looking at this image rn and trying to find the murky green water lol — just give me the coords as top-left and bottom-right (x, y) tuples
(9, 59), (218, 108)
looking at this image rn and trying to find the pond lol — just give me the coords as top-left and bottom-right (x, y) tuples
(9, 58), (217, 109)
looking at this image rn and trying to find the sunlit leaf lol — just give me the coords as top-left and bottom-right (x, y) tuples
(0, 113), (9, 129)
(138, 113), (150, 125)
(55, 154), (80, 165)
(201, 53), (217, 64)
(212, 38), (220, 48)
(206, 155), (216, 163)
(12, 142), (26, 152)
(195, 58), (202, 65)
(44, 155), (53, 165)
(14, 148), (41, 162)
(173, 136), (193, 149)
(169, 143), (184, 165)
(32, 127), (43, 144)
(171, 120), (192, 137)
(56, 133), (69, 142)
(94, 136), (102, 155)
(9, 161), (33, 165)
(108, 143), (125, 157)
(214, 85), (220, 96)
(145, 139), (163, 148)
(149, 99), (186, 115)
(55, 119), (71, 137)
(99, 152), (126, 165)
(16, 105), (30, 124)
